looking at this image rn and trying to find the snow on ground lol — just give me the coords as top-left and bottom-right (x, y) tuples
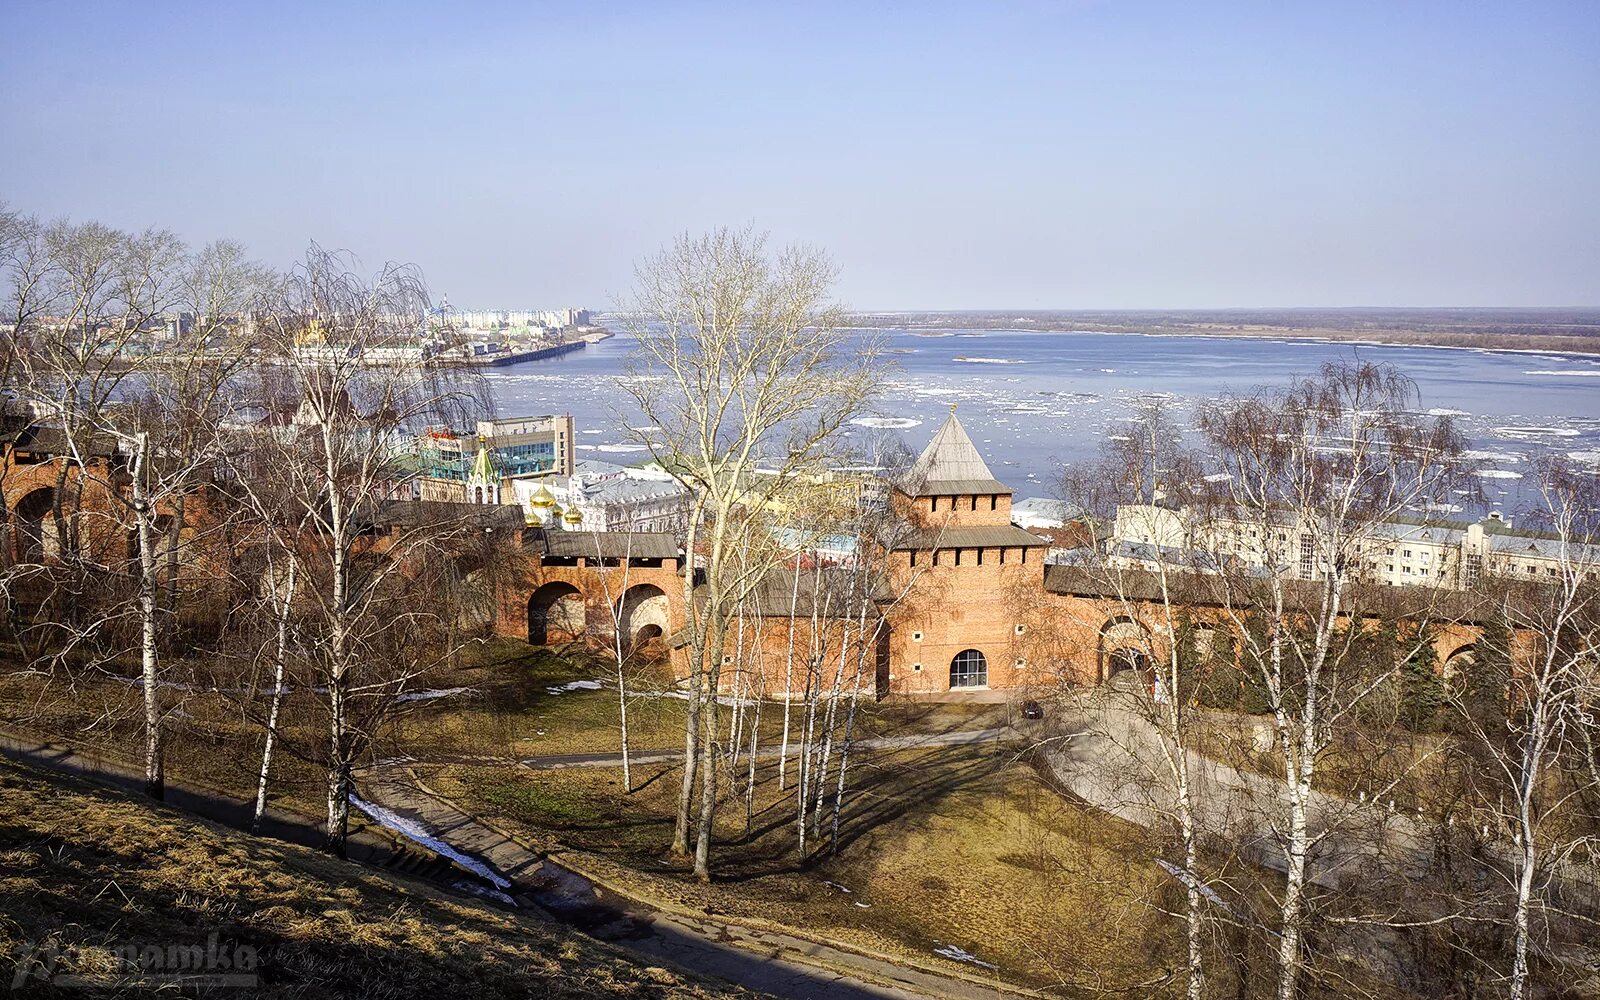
(1476, 469), (1525, 480)
(1156, 859), (1231, 911)
(1523, 370), (1600, 377)
(849, 417), (923, 429)
(544, 680), (605, 695)
(453, 879), (518, 906)
(395, 686), (476, 703)
(1428, 408), (1472, 417)
(349, 794), (512, 890)
(933, 944), (998, 970)
(952, 356), (1029, 365)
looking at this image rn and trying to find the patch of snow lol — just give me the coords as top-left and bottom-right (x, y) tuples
(544, 679), (605, 695)
(934, 944), (998, 970)
(850, 417), (923, 430)
(349, 795), (511, 890)
(952, 356), (1028, 365)
(395, 686), (476, 704)
(1427, 407), (1472, 417)
(1156, 859), (1229, 910)
(453, 879), (518, 906)
(1523, 369), (1600, 377)
(1476, 469), (1524, 480)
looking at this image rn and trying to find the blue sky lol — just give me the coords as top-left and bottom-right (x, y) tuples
(2, 1), (1596, 309)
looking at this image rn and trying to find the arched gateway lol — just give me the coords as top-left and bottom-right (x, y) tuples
(527, 582), (585, 645)
(616, 583), (669, 652)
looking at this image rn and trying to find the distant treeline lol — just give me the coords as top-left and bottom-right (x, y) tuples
(850, 307), (1600, 354)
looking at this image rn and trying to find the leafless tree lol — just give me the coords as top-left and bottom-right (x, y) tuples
(618, 226), (882, 879)
(1191, 360), (1470, 999)
(1445, 456), (1600, 998)
(1054, 397), (1215, 1000)
(233, 245), (486, 854)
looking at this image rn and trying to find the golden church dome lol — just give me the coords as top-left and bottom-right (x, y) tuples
(529, 484), (557, 509)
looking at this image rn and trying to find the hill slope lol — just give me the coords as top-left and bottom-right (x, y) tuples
(0, 758), (752, 998)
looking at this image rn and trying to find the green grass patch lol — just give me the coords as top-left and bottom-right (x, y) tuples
(476, 777), (603, 826)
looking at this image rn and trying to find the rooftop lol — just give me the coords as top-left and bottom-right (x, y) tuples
(898, 411), (1009, 497)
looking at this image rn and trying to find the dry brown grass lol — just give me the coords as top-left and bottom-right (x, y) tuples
(0, 756), (752, 999)
(431, 743), (1176, 996)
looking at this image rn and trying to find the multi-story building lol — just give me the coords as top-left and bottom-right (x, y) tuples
(1107, 502), (1599, 589)
(415, 414), (575, 503)
(509, 459), (691, 534)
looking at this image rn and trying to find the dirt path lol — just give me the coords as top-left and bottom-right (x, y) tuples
(519, 726), (1013, 771)
(360, 764), (1036, 1000)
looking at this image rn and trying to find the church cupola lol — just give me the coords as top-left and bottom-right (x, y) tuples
(466, 434), (500, 505)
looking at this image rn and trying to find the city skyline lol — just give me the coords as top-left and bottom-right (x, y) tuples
(3, 1), (1598, 309)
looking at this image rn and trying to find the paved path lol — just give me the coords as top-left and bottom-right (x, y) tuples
(1042, 693), (1439, 888)
(360, 766), (1033, 1000)
(521, 726), (1012, 771)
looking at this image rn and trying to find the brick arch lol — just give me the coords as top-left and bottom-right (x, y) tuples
(1442, 643), (1477, 682)
(1098, 615), (1155, 684)
(12, 486), (56, 562)
(616, 583), (669, 651)
(528, 581), (585, 645)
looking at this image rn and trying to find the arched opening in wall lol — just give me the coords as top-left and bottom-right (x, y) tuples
(528, 582), (585, 645)
(1442, 644), (1477, 695)
(1099, 616), (1158, 694)
(1106, 647), (1152, 687)
(14, 487), (56, 562)
(950, 648), (988, 689)
(617, 583), (669, 654)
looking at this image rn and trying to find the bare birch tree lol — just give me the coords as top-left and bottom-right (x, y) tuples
(1055, 397), (1216, 1000)
(1445, 456), (1600, 998)
(619, 226), (882, 879)
(236, 245), (486, 854)
(1192, 360), (1470, 999)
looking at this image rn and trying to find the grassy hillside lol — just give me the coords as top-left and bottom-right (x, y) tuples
(0, 758), (753, 999)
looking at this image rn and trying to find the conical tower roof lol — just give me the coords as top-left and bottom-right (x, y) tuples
(468, 436), (497, 486)
(899, 408), (1009, 496)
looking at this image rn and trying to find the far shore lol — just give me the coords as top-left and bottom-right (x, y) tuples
(840, 312), (1600, 358)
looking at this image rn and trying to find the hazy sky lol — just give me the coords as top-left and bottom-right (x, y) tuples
(3, 1), (1597, 309)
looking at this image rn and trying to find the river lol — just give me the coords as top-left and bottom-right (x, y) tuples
(480, 325), (1600, 511)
